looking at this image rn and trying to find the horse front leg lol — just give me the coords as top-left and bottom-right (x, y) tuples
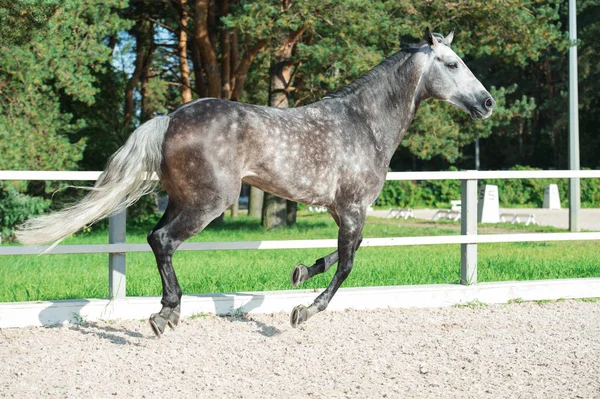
(290, 251), (338, 287)
(290, 207), (365, 327)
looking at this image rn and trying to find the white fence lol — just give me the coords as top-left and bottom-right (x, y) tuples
(1, 170), (600, 303)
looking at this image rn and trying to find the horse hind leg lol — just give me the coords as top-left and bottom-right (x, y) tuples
(147, 195), (236, 337)
(146, 204), (183, 337)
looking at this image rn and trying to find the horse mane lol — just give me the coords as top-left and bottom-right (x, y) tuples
(325, 51), (410, 99)
(400, 33), (451, 50)
(325, 33), (449, 99)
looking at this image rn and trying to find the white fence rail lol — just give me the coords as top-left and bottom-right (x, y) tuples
(1, 170), (600, 301)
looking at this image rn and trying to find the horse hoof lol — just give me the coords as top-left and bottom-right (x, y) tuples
(291, 264), (309, 287)
(149, 313), (168, 338)
(290, 305), (308, 328)
(167, 309), (180, 330)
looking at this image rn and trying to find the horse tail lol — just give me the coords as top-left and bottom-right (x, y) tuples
(16, 116), (170, 247)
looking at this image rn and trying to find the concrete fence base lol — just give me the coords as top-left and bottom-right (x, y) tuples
(1, 278), (599, 328)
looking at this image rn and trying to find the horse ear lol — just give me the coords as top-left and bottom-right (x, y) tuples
(425, 28), (438, 47)
(445, 30), (454, 45)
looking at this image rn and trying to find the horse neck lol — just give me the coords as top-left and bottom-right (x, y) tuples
(329, 50), (429, 164)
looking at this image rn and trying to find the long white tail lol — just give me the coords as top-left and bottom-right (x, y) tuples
(16, 116), (170, 246)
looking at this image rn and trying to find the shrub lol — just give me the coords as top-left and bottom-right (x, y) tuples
(378, 166), (600, 209)
(0, 183), (50, 242)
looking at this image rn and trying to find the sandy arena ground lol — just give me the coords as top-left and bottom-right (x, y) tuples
(1, 300), (599, 398)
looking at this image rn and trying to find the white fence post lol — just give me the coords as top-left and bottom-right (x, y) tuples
(108, 205), (127, 300)
(461, 178), (478, 285)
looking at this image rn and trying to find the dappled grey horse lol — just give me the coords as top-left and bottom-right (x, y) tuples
(17, 29), (494, 336)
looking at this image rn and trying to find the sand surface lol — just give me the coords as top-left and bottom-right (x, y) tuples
(1, 301), (600, 398)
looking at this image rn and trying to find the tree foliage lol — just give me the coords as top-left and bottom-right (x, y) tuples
(0, 0), (129, 191)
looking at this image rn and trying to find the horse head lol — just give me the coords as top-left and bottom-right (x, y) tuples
(420, 28), (495, 119)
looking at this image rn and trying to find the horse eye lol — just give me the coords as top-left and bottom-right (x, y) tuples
(446, 62), (458, 70)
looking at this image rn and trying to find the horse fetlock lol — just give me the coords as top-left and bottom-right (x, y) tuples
(291, 264), (309, 287)
(314, 299), (329, 313)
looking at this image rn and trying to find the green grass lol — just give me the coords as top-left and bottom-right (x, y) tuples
(1, 213), (599, 302)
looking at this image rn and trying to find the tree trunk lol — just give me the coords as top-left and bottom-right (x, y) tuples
(211, 212), (225, 225)
(261, 57), (291, 229)
(229, 30), (239, 93)
(139, 33), (155, 123)
(286, 200), (297, 225)
(124, 18), (154, 128)
(262, 191), (287, 229)
(518, 119), (524, 164)
(230, 198), (239, 218)
(194, 0), (221, 98)
(230, 38), (268, 101)
(220, 0), (231, 99)
(190, 41), (207, 97)
(248, 186), (264, 218)
(178, 0), (193, 103)
(261, 26), (304, 229)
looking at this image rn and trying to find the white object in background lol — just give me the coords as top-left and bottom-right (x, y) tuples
(478, 184), (500, 223)
(543, 184), (561, 209)
(450, 200), (461, 211)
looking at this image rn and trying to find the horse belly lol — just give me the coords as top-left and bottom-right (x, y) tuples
(243, 162), (337, 207)
(243, 127), (340, 205)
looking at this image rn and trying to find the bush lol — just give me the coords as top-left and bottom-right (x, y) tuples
(377, 180), (421, 208)
(0, 183), (50, 242)
(580, 175), (600, 208)
(127, 193), (161, 227)
(378, 166), (600, 209)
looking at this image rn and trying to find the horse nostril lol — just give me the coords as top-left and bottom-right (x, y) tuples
(484, 97), (494, 110)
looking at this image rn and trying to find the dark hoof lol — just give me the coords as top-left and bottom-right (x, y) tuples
(290, 305), (308, 328)
(149, 305), (180, 337)
(149, 313), (168, 338)
(291, 264), (309, 287)
(167, 308), (180, 329)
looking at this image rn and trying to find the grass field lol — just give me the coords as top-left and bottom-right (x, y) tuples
(1, 213), (599, 302)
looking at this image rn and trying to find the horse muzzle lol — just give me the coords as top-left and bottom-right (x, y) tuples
(469, 94), (495, 119)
